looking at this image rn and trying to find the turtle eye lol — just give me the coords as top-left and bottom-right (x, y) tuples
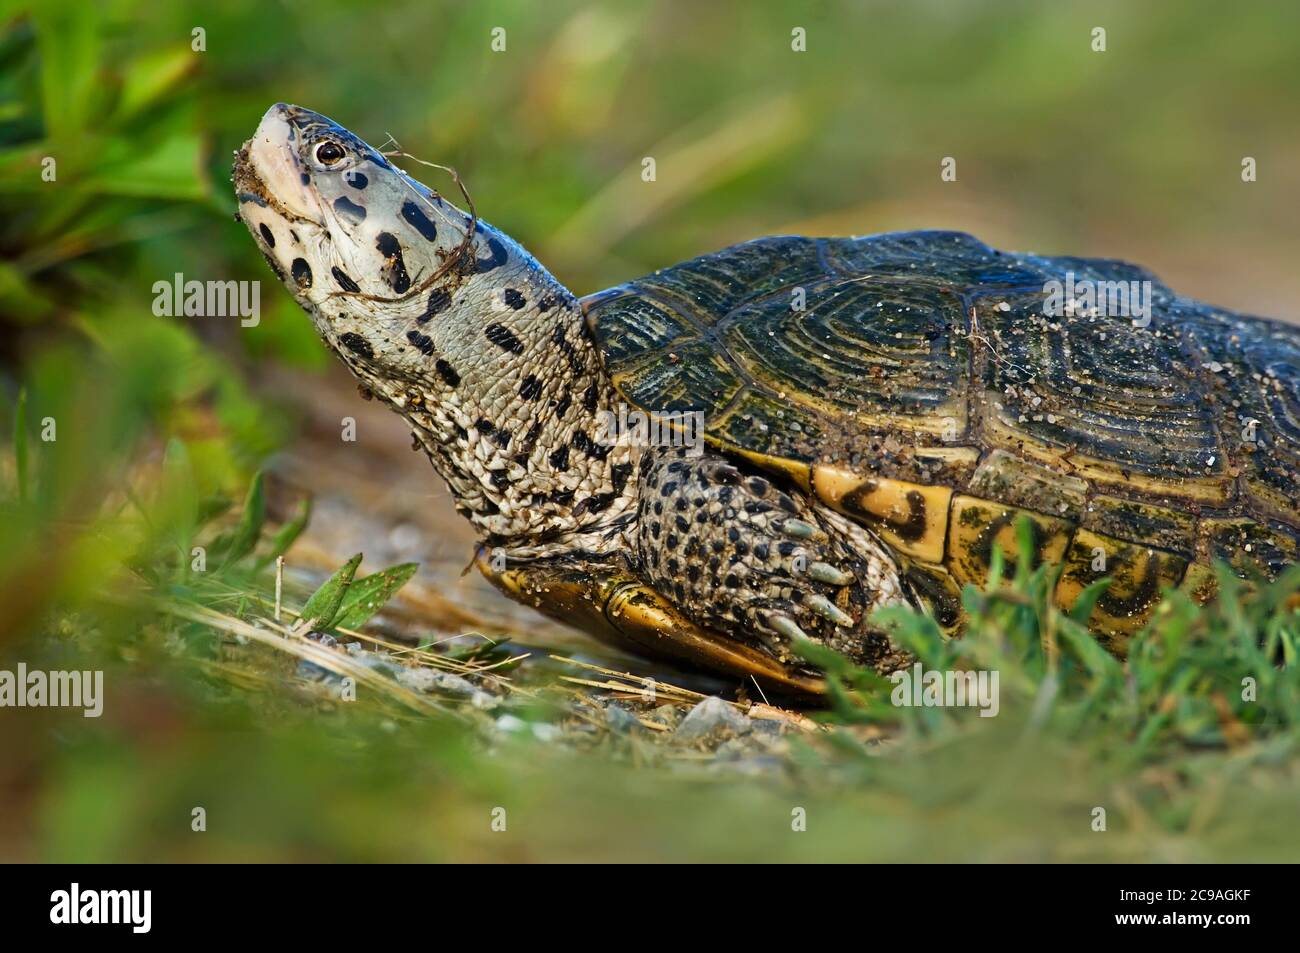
(315, 141), (346, 165)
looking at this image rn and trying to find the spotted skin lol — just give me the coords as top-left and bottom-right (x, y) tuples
(234, 104), (638, 560)
(635, 447), (908, 668)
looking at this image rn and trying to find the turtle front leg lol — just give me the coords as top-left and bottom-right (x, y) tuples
(632, 447), (910, 672)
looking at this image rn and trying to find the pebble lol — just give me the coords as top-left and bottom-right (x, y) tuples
(297, 631), (342, 681)
(398, 667), (465, 694)
(493, 714), (560, 743)
(651, 704), (681, 727)
(675, 696), (751, 742)
(605, 703), (641, 734)
(495, 714), (527, 733)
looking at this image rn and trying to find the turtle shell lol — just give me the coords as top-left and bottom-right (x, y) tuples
(584, 231), (1300, 646)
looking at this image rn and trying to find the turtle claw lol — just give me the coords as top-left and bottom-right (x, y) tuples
(704, 461), (742, 484)
(781, 518), (828, 543)
(807, 561), (854, 586)
(807, 594), (855, 627)
(767, 612), (814, 644)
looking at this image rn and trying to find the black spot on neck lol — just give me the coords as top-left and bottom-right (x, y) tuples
(401, 200), (439, 241)
(475, 236), (508, 273)
(485, 323), (524, 354)
(418, 288), (452, 323)
(340, 332), (372, 358)
(291, 258), (313, 288)
(435, 358), (460, 387)
(551, 324), (583, 373)
(334, 195), (367, 223)
(375, 232), (410, 294)
(406, 329), (435, 356)
(519, 375), (542, 400)
(503, 288), (526, 309)
(258, 223), (276, 248)
(331, 266), (360, 293)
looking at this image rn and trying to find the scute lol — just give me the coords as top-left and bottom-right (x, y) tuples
(974, 290), (1226, 496)
(632, 235), (826, 319)
(1182, 309), (1300, 524)
(613, 337), (743, 413)
(585, 230), (1300, 643)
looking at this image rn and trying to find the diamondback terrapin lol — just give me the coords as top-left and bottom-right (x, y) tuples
(235, 104), (1299, 694)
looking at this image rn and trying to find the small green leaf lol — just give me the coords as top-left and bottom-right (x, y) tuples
(1013, 515), (1037, 585)
(1057, 618), (1121, 679)
(333, 562), (419, 630)
(986, 546), (1006, 589)
(35, 4), (103, 141)
(873, 603), (945, 665)
(300, 553), (363, 630)
(220, 471), (266, 566)
(114, 45), (197, 122)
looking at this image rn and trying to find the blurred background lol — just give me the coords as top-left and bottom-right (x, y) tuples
(0, 0), (1297, 862)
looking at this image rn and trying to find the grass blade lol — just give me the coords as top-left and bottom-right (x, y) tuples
(300, 553), (362, 630)
(334, 562), (419, 630)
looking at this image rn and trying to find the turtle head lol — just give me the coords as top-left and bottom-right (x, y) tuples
(234, 103), (486, 393)
(233, 105), (625, 548)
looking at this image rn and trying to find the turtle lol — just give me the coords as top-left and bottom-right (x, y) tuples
(234, 104), (1300, 695)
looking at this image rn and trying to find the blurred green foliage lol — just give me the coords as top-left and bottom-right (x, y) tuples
(6, 519), (1298, 863)
(0, 0), (1298, 861)
(805, 522), (1300, 750)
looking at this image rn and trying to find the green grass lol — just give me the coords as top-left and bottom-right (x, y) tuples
(3, 454), (1298, 861)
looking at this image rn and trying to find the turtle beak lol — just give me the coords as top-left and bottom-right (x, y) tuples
(235, 103), (324, 225)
